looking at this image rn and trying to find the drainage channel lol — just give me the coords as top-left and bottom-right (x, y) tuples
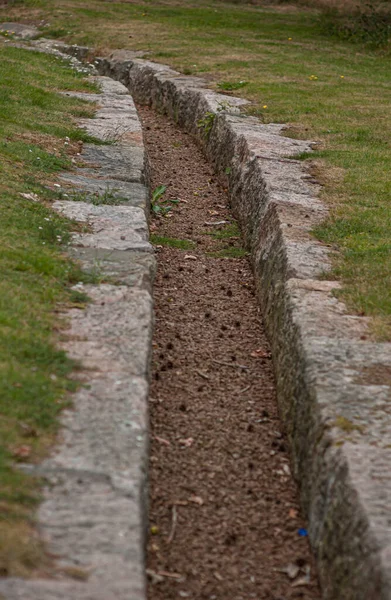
(139, 105), (321, 600)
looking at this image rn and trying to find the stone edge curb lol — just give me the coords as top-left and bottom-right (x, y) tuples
(0, 42), (154, 600)
(90, 50), (391, 600)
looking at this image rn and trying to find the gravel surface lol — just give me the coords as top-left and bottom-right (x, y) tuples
(139, 105), (321, 600)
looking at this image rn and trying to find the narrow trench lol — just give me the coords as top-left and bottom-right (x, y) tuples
(139, 104), (321, 600)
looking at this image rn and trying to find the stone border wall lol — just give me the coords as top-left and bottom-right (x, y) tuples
(93, 50), (391, 600)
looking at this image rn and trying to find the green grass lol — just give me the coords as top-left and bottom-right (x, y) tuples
(217, 80), (249, 91)
(5, 0), (391, 334)
(150, 234), (196, 250)
(0, 42), (101, 575)
(207, 222), (241, 240)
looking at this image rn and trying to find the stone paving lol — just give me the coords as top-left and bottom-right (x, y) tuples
(0, 46), (154, 600)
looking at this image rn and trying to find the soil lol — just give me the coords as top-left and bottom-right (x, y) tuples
(139, 104), (321, 600)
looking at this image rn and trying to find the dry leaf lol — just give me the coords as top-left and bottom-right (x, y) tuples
(280, 563), (300, 580)
(250, 348), (271, 358)
(292, 575), (310, 587)
(19, 192), (39, 202)
(179, 437), (194, 447)
(13, 445), (31, 459)
(184, 255), (197, 260)
(19, 422), (38, 438)
(146, 569), (164, 585)
(154, 435), (171, 446)
(189, 495), (204, 505)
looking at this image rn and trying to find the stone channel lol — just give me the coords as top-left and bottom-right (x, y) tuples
(0, 29), (390, 600)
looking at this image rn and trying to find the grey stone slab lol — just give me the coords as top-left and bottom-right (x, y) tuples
(29, 39), (91, 61)
(54, 200), (152, 252)
(59, 173), (148, 209)
(0, 579), (144, 600)
(68, 247), (155, 291)
(0, 22), (38, 39)
(59, 75), (150, 209)
(61, 75), (142, 143)
(80, 143), (145, 183)
(93, 54), (391, 600)
(60, 284), (153, 380)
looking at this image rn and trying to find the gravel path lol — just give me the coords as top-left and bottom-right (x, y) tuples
(140, 105), (321, 600)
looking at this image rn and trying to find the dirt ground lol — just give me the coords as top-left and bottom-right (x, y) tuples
(139, 104), (321, 600)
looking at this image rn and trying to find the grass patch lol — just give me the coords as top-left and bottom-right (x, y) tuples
(89, 191), (121, 205)
(64, 189), (122, 205)
(150, 234), (196, 250)
(0, 42), (101, 576)
(217, 80), (249, 91)
(208, 246), (248, 259)
(207, 222), (241, 240)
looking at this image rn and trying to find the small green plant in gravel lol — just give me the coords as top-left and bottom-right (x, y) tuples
(68, 288), (90, 306)
(151, 185), (179, 216)
(150, 235), (196, 250)
(208, 222), (241, 240)
(197, 111), (216, 139)
(89, 188), (120, 205)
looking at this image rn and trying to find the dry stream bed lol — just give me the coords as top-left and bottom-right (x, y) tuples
(140, 105), (321, 600)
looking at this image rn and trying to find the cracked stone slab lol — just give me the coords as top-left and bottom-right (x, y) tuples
(68, 247), (155, 291)
(54, 200), (152, 252)
(60, 285), (153, 381)
(94, 53), (391, 600)
(58, 74), (149, 209)
(79, 143), (145, 183)
(62, 77), (142, 142)
(59, 173), (148, 209)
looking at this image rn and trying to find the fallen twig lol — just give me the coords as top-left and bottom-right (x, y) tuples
(153, 435), (171, 446)
(196, 369), (209, 380)
(239, 385), (251, 394)
(204, 220), (229, 226)
(167, 505), (177, 544)
(158, 570), (183, 579)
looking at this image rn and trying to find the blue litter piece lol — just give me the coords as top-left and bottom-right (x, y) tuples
(298, 528), (308, 537)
